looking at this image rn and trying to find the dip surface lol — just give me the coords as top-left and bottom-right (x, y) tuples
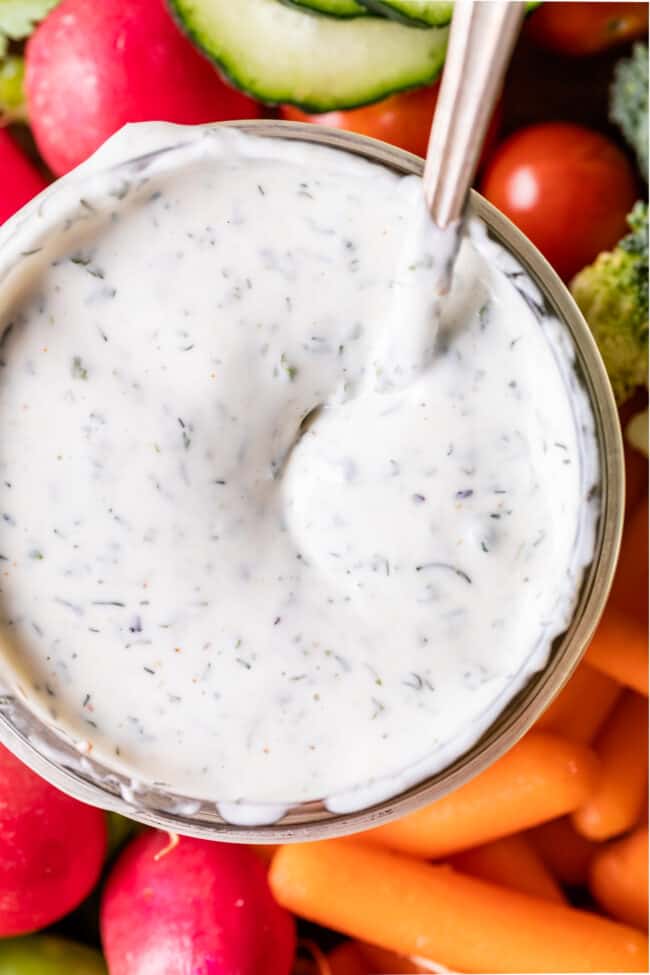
(0, 124), (599, 811)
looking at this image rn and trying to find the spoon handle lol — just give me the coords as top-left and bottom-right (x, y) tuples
(424, 0), (525, 228)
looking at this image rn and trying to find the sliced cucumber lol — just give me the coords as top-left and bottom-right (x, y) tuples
(360, 0), (539, 28)
(281, 0), (369, 17)
(169, 0), (448, 111)
(360, 0), (452, 27)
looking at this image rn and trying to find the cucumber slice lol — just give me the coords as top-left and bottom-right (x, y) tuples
(169, 0), (448, 111)
(281, 0), (369, 17)
(360, 0), (538, 28)
(360, 0), (452, 27)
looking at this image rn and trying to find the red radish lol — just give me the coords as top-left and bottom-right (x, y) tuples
(0, 129), (48, 224)
(101, 830), (295, 975)
(0, 743), (107, 935)
(25, 0), (261, 176)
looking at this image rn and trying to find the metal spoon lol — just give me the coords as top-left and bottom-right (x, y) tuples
(424, 0), (526, 229)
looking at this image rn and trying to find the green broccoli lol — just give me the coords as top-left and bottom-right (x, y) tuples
(571, 202), (648, 404)
(610, 43), (648, 182)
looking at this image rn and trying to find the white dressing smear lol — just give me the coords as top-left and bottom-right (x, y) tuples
(0, 124), (599, 814)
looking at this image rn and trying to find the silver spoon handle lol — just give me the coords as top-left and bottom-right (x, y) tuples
(424, 0), (525, 228)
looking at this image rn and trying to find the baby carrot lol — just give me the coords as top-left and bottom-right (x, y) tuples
(357, 942), (441, 973)
(327, 941), (370, 975)
(362, 732), (599, 858)
(536, 661), (622, 741)
(528, 816), (598, 886)
(452, 833), (565, 902)
(610, 496), (648, 625)
(573, 691), (648, 841)
(590, 826), (649, 931)
(586, 608), (649, 696)
(270, 839), (649, 973)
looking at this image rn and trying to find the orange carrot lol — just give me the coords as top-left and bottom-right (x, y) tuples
(536, 661), (622, 741)
(590, 826), (649, 931)
(361, 732), (599, 858)
(610, 496), (648, 626)
(528, 816), (598, 887)
(327, 942), (370, 975)
(573, 691), (648, 840)
(270, 839), (649, 973)
(357, 942), (440, 973)
(452, 833), (565, 902)
(586, 608), (649, 696)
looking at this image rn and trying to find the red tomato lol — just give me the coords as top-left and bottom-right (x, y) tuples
(526, 2), (649, 56)
(281, 84), (501, 167)
(480, 123), (638, 280)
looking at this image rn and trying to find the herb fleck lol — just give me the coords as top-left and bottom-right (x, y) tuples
(71, 356), (88, 380)
(416, 561), (472, 585)
(280, 354), (298, 382)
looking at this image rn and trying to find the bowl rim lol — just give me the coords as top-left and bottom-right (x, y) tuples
(0, 119), (624, 842)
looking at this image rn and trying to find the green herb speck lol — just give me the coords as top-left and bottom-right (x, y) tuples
(280, 354), (298, 382)
(71, 356), (88, 380)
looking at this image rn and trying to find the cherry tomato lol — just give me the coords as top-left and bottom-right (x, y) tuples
(526, 2), (648, 56)
(281, 84), (501, 167)
(480, 123), (638, 280)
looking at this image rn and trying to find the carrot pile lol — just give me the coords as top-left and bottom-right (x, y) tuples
(586, 608), (649, 695)
(267, 451), (648, 974)
(361, 732), (599, 859)
(273, 841), (647, 974)
(451, 833), (565, 903)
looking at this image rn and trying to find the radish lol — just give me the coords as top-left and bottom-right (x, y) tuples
(0, 744), (106, 935)
(101, 831), (295, 975)
(0, 129), (48, 224)
(24, 0), (261, 176)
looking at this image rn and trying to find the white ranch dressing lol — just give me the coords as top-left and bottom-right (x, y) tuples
(0, 124), (599, 815)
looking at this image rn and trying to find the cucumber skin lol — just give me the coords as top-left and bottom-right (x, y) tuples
(360, 0), (540, 28)
(359, 0), (452, 27)
(280, 0), (370, 18)
(168, 0), (448, 113)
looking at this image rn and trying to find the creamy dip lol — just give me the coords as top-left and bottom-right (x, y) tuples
(0, 124), (599, 814)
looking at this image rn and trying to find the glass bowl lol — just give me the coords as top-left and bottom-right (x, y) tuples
(0, 120), (624, 842)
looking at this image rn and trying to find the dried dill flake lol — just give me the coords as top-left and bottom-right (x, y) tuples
(71, 356), (88, 380)
(280, 353), (298, 382)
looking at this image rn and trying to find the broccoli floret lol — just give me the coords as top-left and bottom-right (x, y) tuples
(610, 43), (648, 182)
(571, 202), (648, 404)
